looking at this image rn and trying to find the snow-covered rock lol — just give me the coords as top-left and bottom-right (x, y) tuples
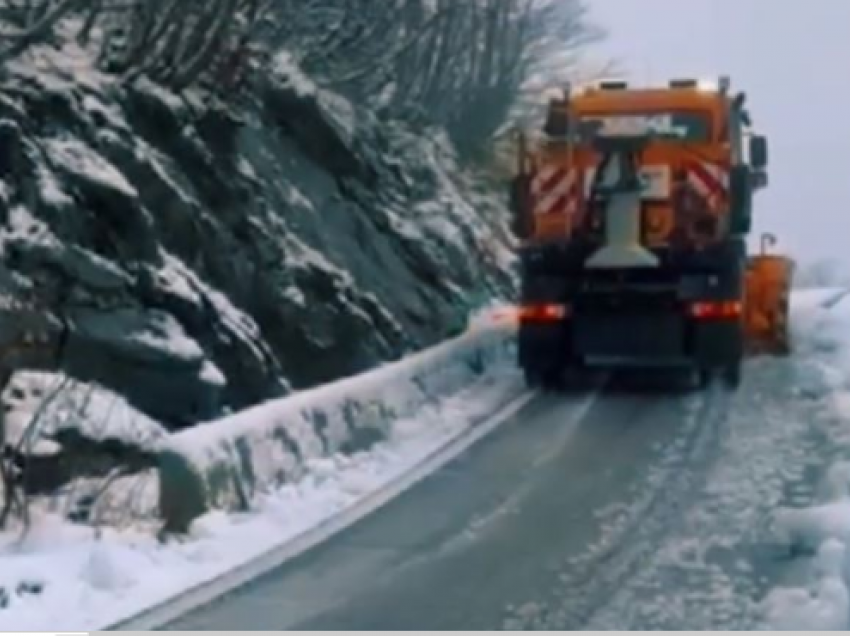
(0, 48), (514, 432)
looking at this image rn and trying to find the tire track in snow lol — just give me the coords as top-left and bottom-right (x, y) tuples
(503, 383), (732, 630)
(581, 293), (850, 629)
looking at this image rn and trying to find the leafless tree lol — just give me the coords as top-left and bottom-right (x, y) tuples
(293, 0), (600, 152)
(0, 0), (599, 150)
(0, 374), (72, 532)
(0, 0), (275, 91)
(0, 0), (81, 64)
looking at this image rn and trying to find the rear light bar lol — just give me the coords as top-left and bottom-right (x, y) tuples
(689, 300), (742, 320)
(519, 304), (570, 323)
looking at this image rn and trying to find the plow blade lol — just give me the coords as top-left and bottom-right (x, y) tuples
(744, 234), (795, 356)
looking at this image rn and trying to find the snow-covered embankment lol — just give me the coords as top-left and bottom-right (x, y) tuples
(157, 309), (519, 533)
(0, 309), (524, 631)
(763, 288), (850, 630)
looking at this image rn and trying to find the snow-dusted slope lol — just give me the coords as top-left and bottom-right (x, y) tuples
(0, 43), (518, 510)
(0, 46), (515, 435)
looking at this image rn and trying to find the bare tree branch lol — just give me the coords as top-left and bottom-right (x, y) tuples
(0, 0), (600, 148)
(0, 0), (81, 63)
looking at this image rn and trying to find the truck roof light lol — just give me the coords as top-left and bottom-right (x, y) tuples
(697, 78), (722, 92)
(670, 79), (698, 89)
(599, 80), (628, 90)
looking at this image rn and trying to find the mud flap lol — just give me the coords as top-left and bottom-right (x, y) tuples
(518, 322), (572, 379)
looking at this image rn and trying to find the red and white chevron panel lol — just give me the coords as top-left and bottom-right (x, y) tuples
(686, 161), (729, 201)
(531, 166), (579, 216)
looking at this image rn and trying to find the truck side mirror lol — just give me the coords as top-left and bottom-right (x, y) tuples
(750, 135), (768, 169)
(543, 99), (570, 138)
(729, 165), (753, 234)
(510, 174), (534, 239)
(750, 170), (769, 190)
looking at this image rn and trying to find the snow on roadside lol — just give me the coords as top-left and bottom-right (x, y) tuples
(2, 371), (167, 453)
(762, 287), (850, 630)
(563, 287), (850, 630)
(0, 363), (523, 632)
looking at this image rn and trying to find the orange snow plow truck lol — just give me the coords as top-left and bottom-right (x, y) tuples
(509, 77), (794, 390)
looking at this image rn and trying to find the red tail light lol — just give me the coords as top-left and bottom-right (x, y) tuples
(519, 304), (570, 323)
(689, 300), (742, 320)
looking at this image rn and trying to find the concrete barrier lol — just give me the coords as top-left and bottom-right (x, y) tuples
(158, 320), (516, 533)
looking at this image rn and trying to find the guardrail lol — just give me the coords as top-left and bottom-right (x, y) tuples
(157, 314), (517, 533)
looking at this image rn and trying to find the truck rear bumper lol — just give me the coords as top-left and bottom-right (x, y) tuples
(573, 312), (684, 359)
(519, 313), (743, 371)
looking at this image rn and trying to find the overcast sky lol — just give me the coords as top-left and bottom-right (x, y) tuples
(587, 0), (848, 267)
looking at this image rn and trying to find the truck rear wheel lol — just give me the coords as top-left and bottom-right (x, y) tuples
(722, 361), (742, 390)
(524, 368), (563, 392)
(523, 368), (540, 389)
(696, 362), (742, 390)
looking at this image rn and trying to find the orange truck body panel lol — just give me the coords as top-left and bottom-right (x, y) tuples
(529, 86), (734, 247)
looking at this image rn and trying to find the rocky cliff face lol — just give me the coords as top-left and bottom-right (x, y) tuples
(0, 52), (515, 431)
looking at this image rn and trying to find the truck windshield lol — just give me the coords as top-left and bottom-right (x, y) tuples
(575, 111), (712, 144)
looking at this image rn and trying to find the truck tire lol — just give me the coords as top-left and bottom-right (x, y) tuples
(696, 362), (741, 391)
(542, 369), (565, 392)
(696, 368), (712, 390)
(524, 368), (563, 392)
(563, 361), (593, 393)
(523, 368), (541, 389)
(721, 361), (742, 390)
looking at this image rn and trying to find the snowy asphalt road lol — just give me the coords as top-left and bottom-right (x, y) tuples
(163, 365), (825, 631)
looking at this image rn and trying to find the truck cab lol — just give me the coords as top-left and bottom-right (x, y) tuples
(527, 78), (769, 250)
